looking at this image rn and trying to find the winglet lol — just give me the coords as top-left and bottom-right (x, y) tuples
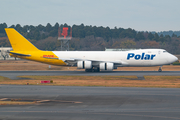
(5, 28), (39, 51)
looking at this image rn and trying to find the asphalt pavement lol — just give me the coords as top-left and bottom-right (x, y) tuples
(0, 70), (180, 79)
(0, 85), (180, 120)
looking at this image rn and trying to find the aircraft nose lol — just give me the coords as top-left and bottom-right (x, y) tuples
(174, 56), (178, 62)
(171, 55), (178, 63)
(167, 54), (178, 64)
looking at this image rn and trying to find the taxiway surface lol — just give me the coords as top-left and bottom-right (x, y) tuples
(0, 71), (180, 79)
(0, 71), (180, 119)
(0, 85), (180, 120)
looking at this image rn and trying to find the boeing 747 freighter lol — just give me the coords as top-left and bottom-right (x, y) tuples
(5, 28), (178, 72)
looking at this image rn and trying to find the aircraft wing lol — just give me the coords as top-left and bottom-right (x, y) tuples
(59, 58), (128, 66)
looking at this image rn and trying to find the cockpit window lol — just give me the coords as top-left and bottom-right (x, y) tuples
(163, 51), (167, 53)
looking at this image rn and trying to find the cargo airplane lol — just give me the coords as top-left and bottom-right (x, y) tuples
(5, 28), (178, 72)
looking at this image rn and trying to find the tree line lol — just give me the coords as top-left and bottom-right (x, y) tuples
(1, 22), (180, 40)
(0, 23), (180, 54)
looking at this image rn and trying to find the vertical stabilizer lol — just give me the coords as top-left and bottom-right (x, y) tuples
(5, 28), (39, 51)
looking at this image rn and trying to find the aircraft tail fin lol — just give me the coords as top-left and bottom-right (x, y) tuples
(5, 28), (39, 51)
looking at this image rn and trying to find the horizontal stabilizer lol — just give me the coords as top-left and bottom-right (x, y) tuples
(9, 52), (31, 57)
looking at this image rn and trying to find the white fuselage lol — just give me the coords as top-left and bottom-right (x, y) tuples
(53, 49), (178, 67)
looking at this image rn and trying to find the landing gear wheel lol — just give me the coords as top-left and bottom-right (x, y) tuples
(85, 68), (100, 72)
(158, 66), (162, 72)
(94, 67), (100, 72)
(85, 69), (93, 72)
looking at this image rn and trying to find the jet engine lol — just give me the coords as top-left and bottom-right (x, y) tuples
(99, 62), (114, 71)
(77, 61), (92, 69)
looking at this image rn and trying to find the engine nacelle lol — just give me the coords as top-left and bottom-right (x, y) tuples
(77, 61), (92, 69)
(99, 62), (114, 71)
(77, 61), (84, 69)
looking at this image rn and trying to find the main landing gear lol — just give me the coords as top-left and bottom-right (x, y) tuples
(85, 67), (100, 72)
(158, 66), (162, 72)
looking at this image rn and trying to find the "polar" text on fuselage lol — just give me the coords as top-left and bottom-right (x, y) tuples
(127, 53), (156, 60)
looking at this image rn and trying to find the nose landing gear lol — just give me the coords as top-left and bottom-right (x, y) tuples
(158, 66), (162, 72)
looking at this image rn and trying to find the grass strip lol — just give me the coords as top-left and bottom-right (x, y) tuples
(0, 76), (11, 82)
(0, 75), (180, 88)
(0, 101), (35, 105)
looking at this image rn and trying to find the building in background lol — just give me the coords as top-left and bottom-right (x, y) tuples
(0, 47), (16, 60)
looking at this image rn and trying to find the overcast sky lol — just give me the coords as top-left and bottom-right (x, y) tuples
(1, 0), (180, 32)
